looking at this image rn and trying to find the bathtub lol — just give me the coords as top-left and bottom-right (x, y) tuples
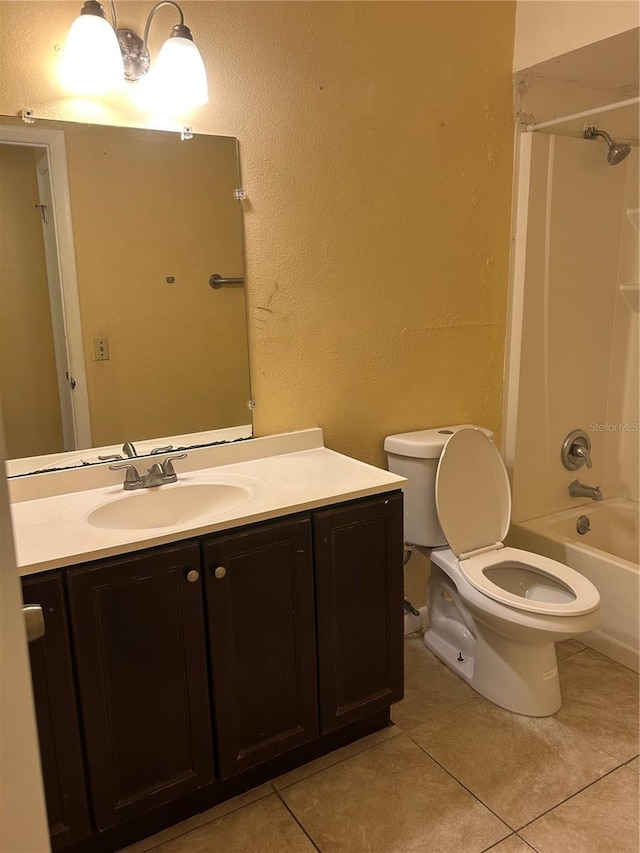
(508, 498), (639, 672)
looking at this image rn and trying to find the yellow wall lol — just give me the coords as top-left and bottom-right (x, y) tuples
(0, 1), (516, 466)
(0, 145), (64, 457)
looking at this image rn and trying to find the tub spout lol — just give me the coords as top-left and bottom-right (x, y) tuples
(569, 480), (603, 501)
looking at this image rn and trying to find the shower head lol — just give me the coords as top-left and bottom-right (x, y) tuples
(608, 140), (633, 165)
(584, 126), (632, 165)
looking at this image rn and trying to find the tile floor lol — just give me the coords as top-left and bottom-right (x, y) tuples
(125, 636), (639, 853)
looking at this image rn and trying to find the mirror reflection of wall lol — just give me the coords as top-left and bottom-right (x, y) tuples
(0, 117), (252, 466)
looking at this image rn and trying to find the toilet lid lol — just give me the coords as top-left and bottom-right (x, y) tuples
(435, 428), (511, 558)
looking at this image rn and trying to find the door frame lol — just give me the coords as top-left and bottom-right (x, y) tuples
(35, 150), (76, 450)
(502, 128), (533, 475)
(0, 420), (51, 852)
(0, 124), (91, 450)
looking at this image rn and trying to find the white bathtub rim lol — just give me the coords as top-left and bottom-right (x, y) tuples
(511, 527), (637, 574)
(512, 497), (639, 572)
(515, 496), (638, 529)
(509, 501), (639, 673)
(511, 495), (640, 527)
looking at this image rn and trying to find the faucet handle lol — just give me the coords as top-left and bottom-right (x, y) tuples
(161, 453), (187, 477)
(109, 462), (142, 488)
(570, 443), (592, 469)
(150, 444), (174, 455)
(561, 429), (593, 470)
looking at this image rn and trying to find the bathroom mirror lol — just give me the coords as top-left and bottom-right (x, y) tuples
(0, 115), (252, 476)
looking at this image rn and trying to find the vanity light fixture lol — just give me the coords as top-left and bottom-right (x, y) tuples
(60, 0), (209, 112)
(60, 0), (124, 94)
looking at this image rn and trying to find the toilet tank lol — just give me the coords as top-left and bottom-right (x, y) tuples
(384, 424), (493, 547)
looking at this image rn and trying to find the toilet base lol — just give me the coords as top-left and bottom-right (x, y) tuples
(423, 572), (476, 681)
(425, 563), (563, 716)
(425, 621), (561, 716)
(471, 625), (561, 716)
(423, 626), (475, 684)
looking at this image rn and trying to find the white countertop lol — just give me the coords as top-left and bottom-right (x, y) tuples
(10, 430), (405, 576)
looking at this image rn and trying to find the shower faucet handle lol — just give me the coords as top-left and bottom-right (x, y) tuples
(561, 429), (593, 471)
(570, 443), (592, 469)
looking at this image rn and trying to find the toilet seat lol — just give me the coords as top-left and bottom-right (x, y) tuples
(460, 546), (600, 616)
(435, 428), (600, 617)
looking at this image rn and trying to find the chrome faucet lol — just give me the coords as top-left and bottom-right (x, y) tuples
(100, 442), (174, 463)
(569, 479), (603, 502)
(110, 454), (187, 490)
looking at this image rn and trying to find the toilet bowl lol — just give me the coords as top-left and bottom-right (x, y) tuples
(385, 425), (601, 717)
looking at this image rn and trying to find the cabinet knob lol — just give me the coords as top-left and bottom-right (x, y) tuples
(214, 566), (226, 580)
(186, 569), (200, 583)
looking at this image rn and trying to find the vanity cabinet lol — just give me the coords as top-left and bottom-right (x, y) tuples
(203, 517), (319, 778)
(314, 493), (404, 732)
(66, 543), (214, 831)
(21, 573), (91, 850)
(22, 490), (403, 852)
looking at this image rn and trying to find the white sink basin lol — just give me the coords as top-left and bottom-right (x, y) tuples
(61, 474), (260, 532)
(88, 483), (252, 530)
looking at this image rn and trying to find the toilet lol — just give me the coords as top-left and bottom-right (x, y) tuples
(384, 425), (601, 717)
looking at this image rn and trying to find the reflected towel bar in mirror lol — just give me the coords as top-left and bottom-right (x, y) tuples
(209, 273), (245, 289)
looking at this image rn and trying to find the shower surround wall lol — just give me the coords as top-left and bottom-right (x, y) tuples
(605, 150), (639, 502)
(511, 134), (639, 523)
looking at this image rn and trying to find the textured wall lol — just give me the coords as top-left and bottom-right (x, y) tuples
(0, 1), (516, 466)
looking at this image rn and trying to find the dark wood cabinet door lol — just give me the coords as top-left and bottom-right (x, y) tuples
(66, 544), (214, 830)
(22, 573), (91, 850)
(314, 493), (404, 733)
(203, 518), (318, 778)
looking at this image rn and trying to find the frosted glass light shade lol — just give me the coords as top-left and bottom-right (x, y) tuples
(151, 36), (209, 113)
(60, 13), (124, 94)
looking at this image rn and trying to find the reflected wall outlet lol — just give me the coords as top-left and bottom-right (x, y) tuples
(93, 337), (110, 361)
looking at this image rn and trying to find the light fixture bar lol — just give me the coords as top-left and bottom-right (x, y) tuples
(117, 29), (150, 80)
(62, 0), (208, 110)
(117, 0), (191, 82)
(107, 0), (117, 29)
